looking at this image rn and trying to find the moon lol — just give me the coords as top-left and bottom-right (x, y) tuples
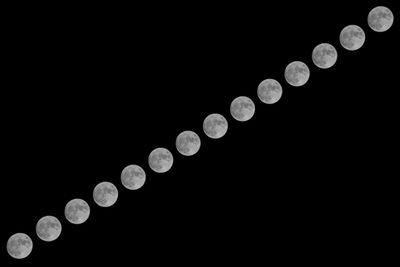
(121, 164), (146, 190)
(284, 61), (310, 87)
(368, 6), (394, 32)
(36, 215), (62, 242)
(312, 43), (338, 69)
(339, 25), (366, 51)
(203, 113), (228, 139)
(176, 130), (201, 156)
(257, 79), (283, 104)
(7, 233), (33, 259)
(93, 181), (119, 207)
(148, 147), (174, 173)
(64, 198), (90, 224)
(230, 96), (255, 122)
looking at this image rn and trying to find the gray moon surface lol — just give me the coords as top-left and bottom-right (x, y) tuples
(230, 96), (255, 121)
(368, 6), (394, 32)
(64, 198), (90, 224)
(148, 147), (174, 173)
(312, 43), (338, 69)
(339, 25), (366, 51)
(203, 113), (228, 139)
(93, 181), (119, 207)
(257, 79), (283, 104)
(284, 61), (310, 87)
(121, 164), (146, 190)
(36, 215), (62, 242)
(176, 130), (201, 156)
(7, 233), (33, 259)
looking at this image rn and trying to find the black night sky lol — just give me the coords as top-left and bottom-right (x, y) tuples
(2, 0), (397, 265)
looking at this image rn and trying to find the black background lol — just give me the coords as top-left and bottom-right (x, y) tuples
(2, 0), (398, 265)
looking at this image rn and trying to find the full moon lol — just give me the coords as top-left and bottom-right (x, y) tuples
(121, 164), (146, 190)
(7, 233), (33, 259)
(203, 113), (228, 139)
(368, 6), (394, 32)
(93, 181), (119, 207)
(230, 96), (255, 122)
(64, 198), (90, 224)
(284, 61), (310, 87)
(339, 25), (366, 51)
(176, 130), (201, 156)
(312, 43), (338, 69)
(257, 79), (283, 104)
(36, 215), (62, 242)
(148, 147), (174, 173)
